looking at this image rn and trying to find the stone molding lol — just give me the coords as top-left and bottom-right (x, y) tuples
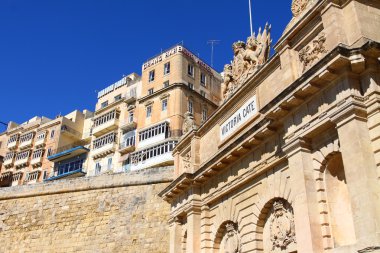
(0, 166), (173, 201)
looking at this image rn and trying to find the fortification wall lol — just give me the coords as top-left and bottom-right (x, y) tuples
(0, 167), (173, 253)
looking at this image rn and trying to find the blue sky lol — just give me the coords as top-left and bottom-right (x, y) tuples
(0, 0), (292, 129)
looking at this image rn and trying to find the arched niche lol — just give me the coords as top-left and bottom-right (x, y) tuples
(323, 153), (356, 248)
(212, 220), (241, 253)
(260, 198), (297, 253)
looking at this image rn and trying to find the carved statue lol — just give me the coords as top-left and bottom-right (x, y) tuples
(222, 24), (271, 101)
(299, 33), (327, 71)
(182, 112), (196, 134)
(269, 200), (296, 252)
(291, 0), (309, 17)
(182, 151), (191, 171)
(222, 64), (234, 99)
(221, 222), (241, 253)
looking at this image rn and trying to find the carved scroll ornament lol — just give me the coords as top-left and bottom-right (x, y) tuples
(299, 33), (327, 72)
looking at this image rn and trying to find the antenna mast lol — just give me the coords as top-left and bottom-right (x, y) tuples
(249, 0), (253, 36)
(207, 40), (220, 68)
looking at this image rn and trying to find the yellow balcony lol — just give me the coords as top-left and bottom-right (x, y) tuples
(92, 143), (117, 159)
(92, 118), (119, 137)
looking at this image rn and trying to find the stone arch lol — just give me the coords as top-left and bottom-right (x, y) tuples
(313, 145), (356, 249)
(252, 197), (296, 252)
(212, 220), (240, 253)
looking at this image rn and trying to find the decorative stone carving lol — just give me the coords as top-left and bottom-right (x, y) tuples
(269, 200), (296, 252)
(182, 112), (196, 134)
(220, 222), (241, 253)
(291, 0), (309, 17)
(299, 33), (327, 71)
(182, 151), (191, 171)
(222, 24), (271, 100)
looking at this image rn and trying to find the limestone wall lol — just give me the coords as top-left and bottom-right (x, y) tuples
(0, 167), (173, 253)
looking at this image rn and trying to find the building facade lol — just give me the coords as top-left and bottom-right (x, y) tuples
(160, 0), (380, 252)
(87, 47), (223, 175)
(87, 73), (142, 176)
(0, 110), (93, 186)
(131, 45), (222, 171)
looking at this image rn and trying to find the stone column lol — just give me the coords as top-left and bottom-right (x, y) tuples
(169, 217), (183, 253)
(284, 138), (324, 253)
(332, 101), (380, 250)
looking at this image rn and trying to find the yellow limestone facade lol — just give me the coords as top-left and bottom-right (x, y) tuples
(160, 0), (380, 252)
(0, 110), (93, 187)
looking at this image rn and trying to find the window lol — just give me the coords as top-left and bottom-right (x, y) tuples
(107, 157), (112, 170)
(164, 62), (170, 75)
(163, 81), (169, 88)
(200, 90), (206, 98)
(162, 99), (168, 111)
(47, 148), (52, 157)
(149, 70), (155, 82)
(114, 94), (122, 101)
(95, 162), (101, 175)
(146, 105), (152, 118)
(188, 83), (194, 90)
(148, 88), (154, 95)
(202, 108), (208, 122)
(188, 100), (193, 114)
(188, 64), (194, 76)
(0, 141), (2, 148)
(43, 171), (48, 180)
(130, 140), (177, 165)
(138, 122), (168, 142)
(101, 101), (108, 108)
(200, 73), (206, 86)
(129, 111), (134, 123)
(50, 129), (55, 139)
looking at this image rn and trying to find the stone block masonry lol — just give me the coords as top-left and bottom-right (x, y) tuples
(0, 167), (173, 253)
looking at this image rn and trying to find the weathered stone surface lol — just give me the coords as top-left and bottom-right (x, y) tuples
(0, 167), (173, 253)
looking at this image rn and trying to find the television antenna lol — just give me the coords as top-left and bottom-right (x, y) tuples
(207, 40), (220, 68)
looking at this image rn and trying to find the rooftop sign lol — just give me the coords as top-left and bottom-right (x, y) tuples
(142, 45), (213, 74)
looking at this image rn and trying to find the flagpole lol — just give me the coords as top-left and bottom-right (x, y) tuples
(249, 0), (253, 36)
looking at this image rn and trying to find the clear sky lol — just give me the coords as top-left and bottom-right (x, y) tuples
(0, 0), (293, 130)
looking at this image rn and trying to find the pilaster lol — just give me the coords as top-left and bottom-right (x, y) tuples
(331, 102), (380, 250)
(283, 137), (324, 253)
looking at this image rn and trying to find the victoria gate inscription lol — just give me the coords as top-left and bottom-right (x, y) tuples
(220, 95), (257, 141)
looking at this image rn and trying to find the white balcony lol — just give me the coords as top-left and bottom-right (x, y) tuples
(119, 140), (135, 154)
(15, 157), (29, 168)
(92, 118), (119, 137)
(3, 158), (14, 168)
(92, 143), (117, 159)
(34, 138), (46, 148)
(7, 141), (18, 150)
(19, 139), (33, 150)
(119, 121), (137, 132)
(130, 152), (173, 171)
(31, 156), (43, 167)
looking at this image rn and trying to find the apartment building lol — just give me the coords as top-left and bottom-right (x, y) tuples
(0, 110), (92, 186)
(0, 132), (8, 186)
(87, 73), (142, 176)
(131, 45), (223, 171)
(46, 110), (93, 181)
